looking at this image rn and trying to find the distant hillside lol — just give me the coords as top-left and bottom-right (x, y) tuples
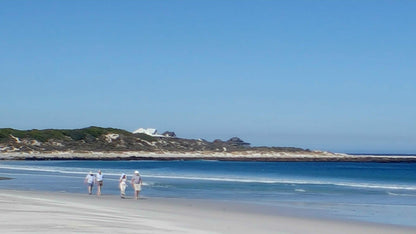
(0, 126), (308, 154)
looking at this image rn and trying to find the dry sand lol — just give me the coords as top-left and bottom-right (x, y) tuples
(0, 189), (415, 234)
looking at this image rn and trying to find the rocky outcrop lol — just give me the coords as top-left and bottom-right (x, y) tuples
(162, 131), (176, 137)
(226, 137), (250, 147)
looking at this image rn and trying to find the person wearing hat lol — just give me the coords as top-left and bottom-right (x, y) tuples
(131, 170), (143, 200)
(84, 171), (96, 195)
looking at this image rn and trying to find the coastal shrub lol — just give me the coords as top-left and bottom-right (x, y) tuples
(0, 129), (13, 142)
(81, 126), (131, 138)
(62, 129), (86, 141)
(26, 129), (67, 142)
(83, 126), (108, 138)
(60, 127), (132, 141)
(0, 128), (26, 142)
(0, 128), (67, 142)
(106, 128), (132, 135)
(0, 126), (135, 142)
(134, 133), (157, 142)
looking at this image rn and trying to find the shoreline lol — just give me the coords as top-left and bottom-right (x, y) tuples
(1, 189), (415, 233)
(1, 151), (416, 162)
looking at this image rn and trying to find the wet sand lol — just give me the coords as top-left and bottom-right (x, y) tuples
(1, 189), (415, 233)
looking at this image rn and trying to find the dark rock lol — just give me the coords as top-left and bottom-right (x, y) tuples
(162, 131), (176, 137)
(226, 137), (250, 147)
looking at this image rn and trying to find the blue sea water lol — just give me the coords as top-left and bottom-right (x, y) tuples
(0, 160), (415, 227)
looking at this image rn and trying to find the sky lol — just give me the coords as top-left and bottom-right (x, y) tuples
(1, 0), (415, 154)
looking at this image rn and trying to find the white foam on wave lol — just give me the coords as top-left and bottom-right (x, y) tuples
(0, 165), (129, 178)
(334, 182), (416, 191)
(387, 192), (416, 197)
(2, 165), (416, 191)
(144, 174), (416, 191)
(0, 165), (87, 175)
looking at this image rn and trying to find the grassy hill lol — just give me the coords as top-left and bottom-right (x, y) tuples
(0, 126), (307, 153)
(0, 126), (133, 142)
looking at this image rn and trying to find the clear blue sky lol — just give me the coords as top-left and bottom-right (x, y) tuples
(1, 0), (415, 154)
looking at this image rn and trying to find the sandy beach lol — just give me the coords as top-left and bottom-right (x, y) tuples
(1, 189), (415, 234)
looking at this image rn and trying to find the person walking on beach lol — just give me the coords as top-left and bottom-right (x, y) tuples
(84, 171), (95, 195)
(119, 173), (127, 198)
(95, 170), (103, 196)
(131, 170), (143, 200)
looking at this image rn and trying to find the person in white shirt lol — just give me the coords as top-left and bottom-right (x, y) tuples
(119, 173), (127, 198)
(84, 171), (95, 195)
(95, 170), (103, 196)
(131, 170), (143, 200)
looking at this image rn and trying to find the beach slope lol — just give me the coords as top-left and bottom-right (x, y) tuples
(1, 190), (415, 234)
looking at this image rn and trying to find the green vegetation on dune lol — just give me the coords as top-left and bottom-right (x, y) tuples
(0, 126), (308, 154)
(0, 126), (142, 143)
(0, 128), (73, 142)
(0, 128), (16, 141)
(59, 126), (133, 141)
(72, 126), (131, 138)
(133, 132), (157, 142)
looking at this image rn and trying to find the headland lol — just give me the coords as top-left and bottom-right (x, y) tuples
(1, 126), (415, 162)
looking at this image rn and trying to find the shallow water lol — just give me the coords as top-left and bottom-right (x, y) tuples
(0, 160), (415, 226)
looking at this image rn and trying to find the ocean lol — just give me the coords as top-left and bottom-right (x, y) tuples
(1, 159), (415, 227)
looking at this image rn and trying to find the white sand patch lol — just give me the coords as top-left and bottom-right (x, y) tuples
(31, 140), (41, 146)
(9, 135), (21, 143)
(104, 134), (119, 143)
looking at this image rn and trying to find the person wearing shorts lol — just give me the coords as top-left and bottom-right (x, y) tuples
(131, 170), (142, 200)
(96, 170), (103, 196)
(84, 171), (95, 195)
